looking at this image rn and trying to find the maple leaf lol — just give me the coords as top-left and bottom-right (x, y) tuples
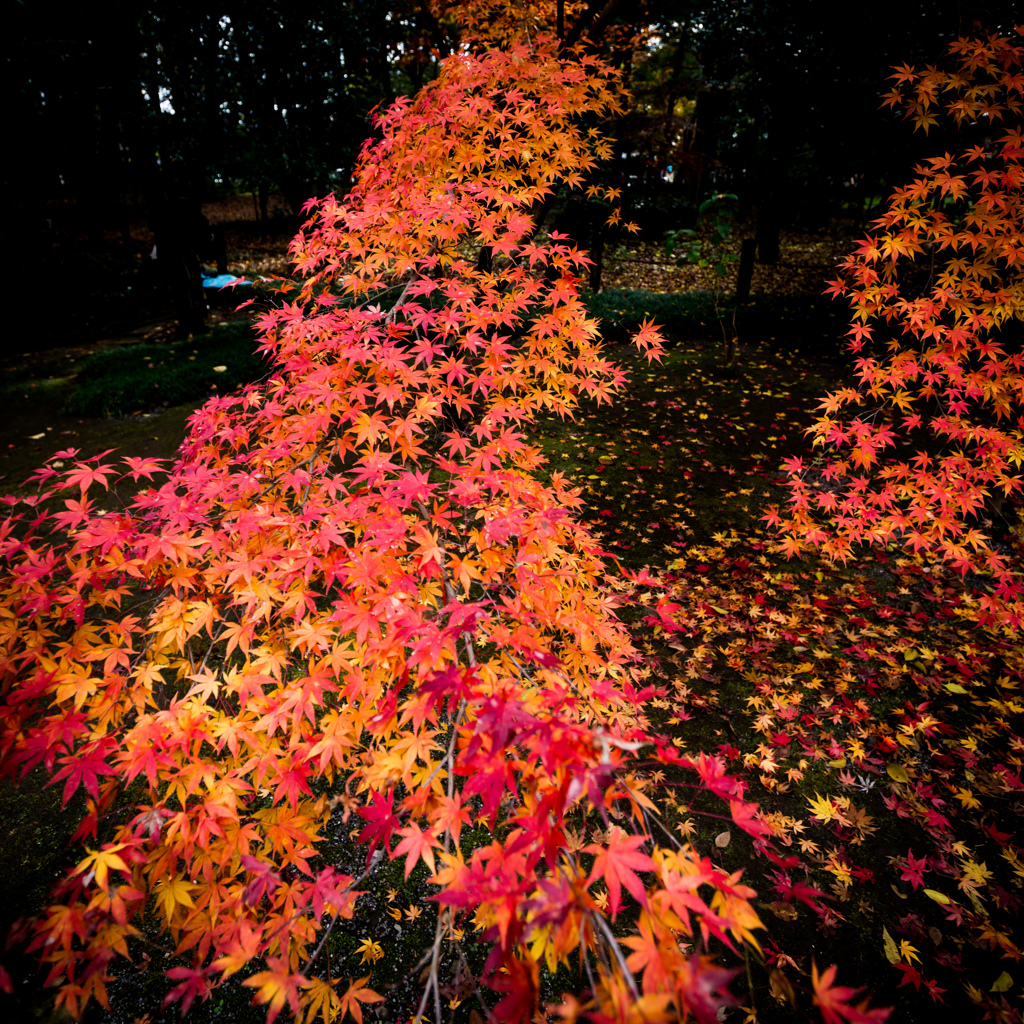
(489, 955), (539, 1024)
(51, 750), (119, 806)
(898, 848), (929, 890)
(431, 794), (473, 846)
(213, 921), (263, 978)
(64, 461), (114, 494)
(73, 845), (130, 892)
(301, 977), (341, 1024)
(163, 965), (215, 1016)
(240, 855), (282, 905)
(806, 792), (848, 825)
(632, 318), (665, 363)
(120, 456), (167, 482)
(812, 963), (892, 1024)
(336, 977), (384, 1024)
(243, 967), (312, 1024)
(152, 876), (196, 922)
(622, 912), (680, 994)
(729, 798), (771, 838)
(898, 939), (920, 965)
(392, 822), (442, 878)
(355, 937), (384, 964)
(584, 833), (654, 919)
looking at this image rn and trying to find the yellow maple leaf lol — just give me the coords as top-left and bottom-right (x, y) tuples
(153, 876), (195, 922)
(899, 939), (921, 965)
(355, 938), (384, 965)
(74, 845), (129, 892)
(955, 787), (981, 809)
(300, 977), (341, 1024)
(960, 859), (993, 889)
(806, 792), (845, 825)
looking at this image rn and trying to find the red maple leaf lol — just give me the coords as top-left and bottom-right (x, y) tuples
(356, 790), (399, 860)
(584, 833), (654, 919)
(898, 848), (929, 890)
(391, 821), (442, 878)
(812, 963), (891, 1024)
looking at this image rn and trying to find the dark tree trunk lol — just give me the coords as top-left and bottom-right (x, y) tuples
(153, 196), (209, 337)
(736, 237), (756, 301)
(589, 221), (604, 292)
(755, 205), (780, 264)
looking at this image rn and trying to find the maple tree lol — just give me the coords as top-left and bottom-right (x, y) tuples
(768, 25), (1024, 631)
(0, 4), (810, 1023)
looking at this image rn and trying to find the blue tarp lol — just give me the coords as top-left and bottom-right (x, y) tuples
(202, 274), (251, 289)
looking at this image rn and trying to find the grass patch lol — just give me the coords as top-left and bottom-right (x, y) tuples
(45, 291), (848, 422)
(584, 288), (720, 342)
(63, 322), (273, 418)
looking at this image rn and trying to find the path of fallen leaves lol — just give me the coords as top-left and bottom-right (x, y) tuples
(536, 343), (1024, 1022)
(601, 231), (857, 297)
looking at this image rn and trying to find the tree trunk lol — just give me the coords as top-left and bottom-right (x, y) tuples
(589, 217), (604, 292)
(755, 206), (780, 265)
(736, 237), (756, 301)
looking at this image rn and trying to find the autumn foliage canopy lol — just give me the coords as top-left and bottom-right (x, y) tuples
(0, 5), (789, 1023)
(5, 3), (1020, 1022)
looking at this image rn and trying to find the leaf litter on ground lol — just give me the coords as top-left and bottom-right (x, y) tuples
(532, 339), (1024, 1021)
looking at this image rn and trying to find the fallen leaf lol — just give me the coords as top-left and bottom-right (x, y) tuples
(882, 926), (900, 965)
(715, 830), (731, 848)
(769, 969), (796, 1007)
(765, 901), (799, 921)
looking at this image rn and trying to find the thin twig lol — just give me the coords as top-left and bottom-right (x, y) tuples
(589, 908), (639, 999)
(300, 850), (384, 977)
(385, 275), (418, 324)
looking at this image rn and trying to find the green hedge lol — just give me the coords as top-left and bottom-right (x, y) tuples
(584, 288), (848, 351)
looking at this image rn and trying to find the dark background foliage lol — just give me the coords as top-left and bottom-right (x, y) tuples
(1, 0), (1019, 352)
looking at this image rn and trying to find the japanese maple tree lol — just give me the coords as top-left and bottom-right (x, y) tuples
(769, 25), (1024, 630)
(0, 3), (887, 1023)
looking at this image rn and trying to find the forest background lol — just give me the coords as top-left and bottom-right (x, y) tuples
(2, 2), (1024, 1024)
(7, 0), (1017, 353)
